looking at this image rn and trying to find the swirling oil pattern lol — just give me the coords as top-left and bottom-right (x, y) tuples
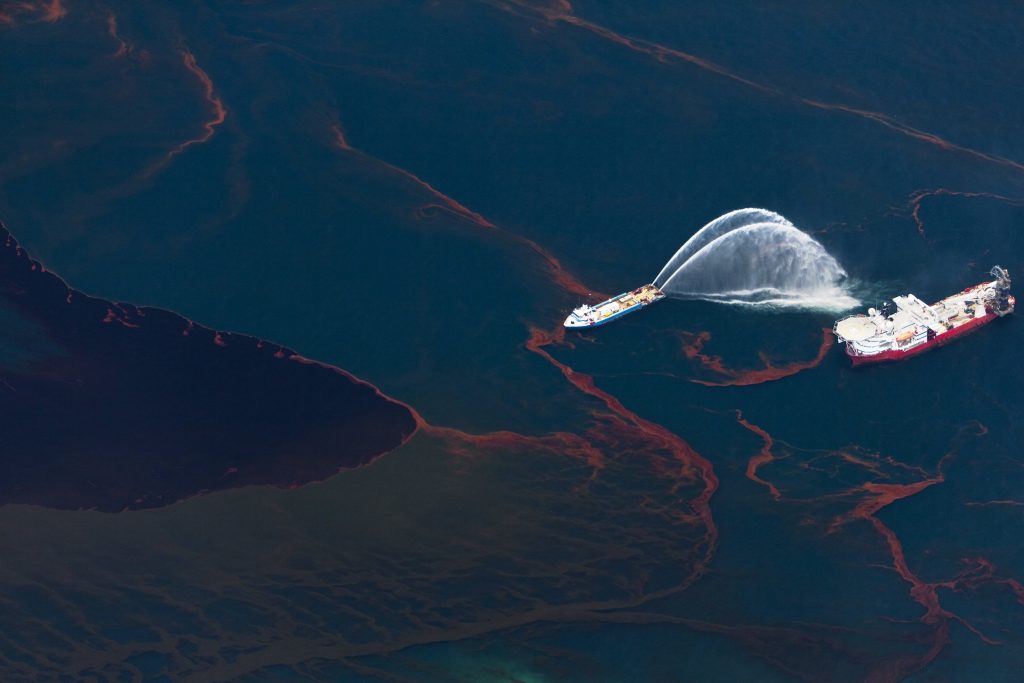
(2, 1), (1024, 681)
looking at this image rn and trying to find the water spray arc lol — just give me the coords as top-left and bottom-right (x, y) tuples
(653, 209), (792, 286)
(564, 209), (857, 329)
(655, 208), (857, 310)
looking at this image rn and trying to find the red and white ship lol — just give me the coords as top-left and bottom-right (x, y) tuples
(833, 266), (1014, 365)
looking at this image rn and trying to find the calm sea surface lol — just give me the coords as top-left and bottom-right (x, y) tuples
(2, 2), (1023, 680)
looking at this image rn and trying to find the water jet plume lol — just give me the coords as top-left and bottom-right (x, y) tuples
(655, 209), (858, 312)
(654, 208), (792, 285)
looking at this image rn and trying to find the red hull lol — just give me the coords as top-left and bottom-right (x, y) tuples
(847, 312), (997, 365)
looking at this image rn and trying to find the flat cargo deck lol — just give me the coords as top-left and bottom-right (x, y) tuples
(564, 284), (665, 328)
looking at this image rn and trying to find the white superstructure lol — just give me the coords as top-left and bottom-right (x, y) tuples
(833, 266), (1013, 363)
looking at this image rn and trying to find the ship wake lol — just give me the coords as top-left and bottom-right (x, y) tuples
(654, 209), (859, 312)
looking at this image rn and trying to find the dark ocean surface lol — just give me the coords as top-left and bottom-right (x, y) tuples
(2, 1), (1023, 681)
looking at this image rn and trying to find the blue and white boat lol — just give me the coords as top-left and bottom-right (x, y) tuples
(564, 284), (665, 328)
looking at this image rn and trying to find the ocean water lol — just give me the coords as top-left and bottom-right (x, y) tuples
(2, 1), (1023, 680)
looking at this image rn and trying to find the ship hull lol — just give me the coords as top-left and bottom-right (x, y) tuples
(567, 298), (656, 328)
(564, 284), (665, 328)
(847, 311), (997, 365)
(835, 267), (1014, 366)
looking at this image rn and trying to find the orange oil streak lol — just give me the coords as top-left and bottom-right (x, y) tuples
(682, 328), (833, 387)
(709, 406), (997, 679)
(526, 324), (719, 549)
(496, 0), (1024, 178)
(907, 188), (1024, 239)
(289, 348), (607, 476)
(328, 121), (597, 299)
(329, 123), (352, 151)
(105, 12), (130, 58)
(827, 423), (994, 679)
(735, 411), (781, 500)
(39, 0), (63, 21)
(0, 0), (64, 25)
(324, 113), (720, 602)
(797, 101), (1024, 176)
(164, 49), (227, 161)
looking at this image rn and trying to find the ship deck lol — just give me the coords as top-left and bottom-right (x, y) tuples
(834, 277), (1009, 360)
(595, 284), (663, 312)
(564, 284), (665, 328)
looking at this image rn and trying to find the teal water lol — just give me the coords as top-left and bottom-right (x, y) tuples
(2, 1), (1023, 680)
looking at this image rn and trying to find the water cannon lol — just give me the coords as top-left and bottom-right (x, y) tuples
(991, 265), (1011, 291)
(989, 265), (1013, 313)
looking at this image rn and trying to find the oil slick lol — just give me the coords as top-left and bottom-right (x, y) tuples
(0, 224), (417, 511)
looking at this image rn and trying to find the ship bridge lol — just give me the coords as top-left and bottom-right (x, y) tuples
(892, 294), (945, 335)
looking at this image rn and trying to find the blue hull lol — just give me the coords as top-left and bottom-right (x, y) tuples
(564, 284), (666, 328)
(583, 300), (645, 327)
